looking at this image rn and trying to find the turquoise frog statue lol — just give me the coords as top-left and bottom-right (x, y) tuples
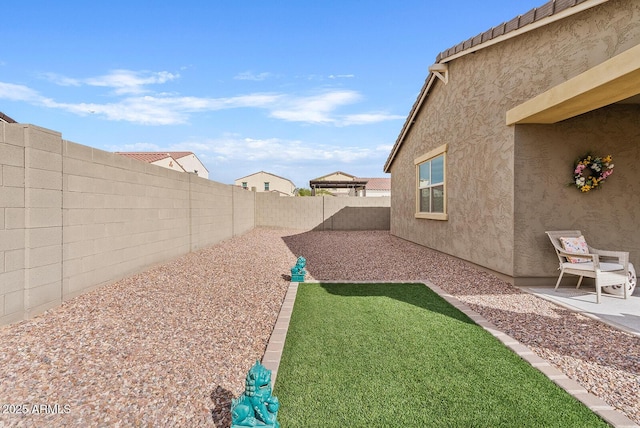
(290, 256), (307, 282)
(231, 361), (280, 427)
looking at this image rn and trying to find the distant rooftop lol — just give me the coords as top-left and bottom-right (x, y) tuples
(115, 152), (195, 163)
(0, 111), (17, 123)
(362, 177), (391, 191)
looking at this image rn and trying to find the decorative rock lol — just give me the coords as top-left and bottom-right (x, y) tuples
(231, 360), (280, 428)
(290, 256), (307, 282)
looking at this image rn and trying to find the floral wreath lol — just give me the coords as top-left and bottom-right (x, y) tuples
(572, 153), (614, 192)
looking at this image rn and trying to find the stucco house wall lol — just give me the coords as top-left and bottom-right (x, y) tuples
(388, 0), (640, 280)
(235, 171), (296, 196)
(174, 153), (209, 179)
(151, 156), (185, 173)
(514, 105), (640, 280)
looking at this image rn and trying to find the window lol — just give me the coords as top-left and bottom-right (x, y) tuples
(242, 182), (247, 189)
(264, 182), (270, 191)
(415, 144), (447, 220)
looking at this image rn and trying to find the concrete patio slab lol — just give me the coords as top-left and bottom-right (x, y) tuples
(524, 285), (640, 337)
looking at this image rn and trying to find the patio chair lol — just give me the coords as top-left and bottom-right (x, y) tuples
(545, 230), (636, 303)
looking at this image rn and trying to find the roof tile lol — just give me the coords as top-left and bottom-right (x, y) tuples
(535, 2), (555, 20)
(436, 0), (603, 62)
(481, 29), (493, 43)
(115, 151), (196, 164)
(505, 15), (521, 33)
(520, 9), (536, 26)
(362, 177), (391, 191)
(556, 0), (578, 13)
(492, 23), (506, 37)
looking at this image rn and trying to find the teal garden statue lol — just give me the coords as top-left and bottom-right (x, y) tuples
(290, 256), (307, 282)
(231, 361), (280, 428)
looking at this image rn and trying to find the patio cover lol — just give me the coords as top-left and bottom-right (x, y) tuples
(506, 43), (640, 125)
(309, 179), (368, 196)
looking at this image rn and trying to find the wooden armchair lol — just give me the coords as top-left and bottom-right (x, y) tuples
(546, 230), (636, 303)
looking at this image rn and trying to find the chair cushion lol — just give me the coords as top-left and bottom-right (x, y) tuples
(562, 261), (624, 272)
(560, 235), (590, 263)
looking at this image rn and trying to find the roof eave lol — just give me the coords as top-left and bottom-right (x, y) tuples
(383, 0), (610, 173)
(384, 73), (438, 173)
(437, 0), (609, 64)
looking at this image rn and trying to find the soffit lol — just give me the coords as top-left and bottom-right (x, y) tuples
(506, 44), (640, 125)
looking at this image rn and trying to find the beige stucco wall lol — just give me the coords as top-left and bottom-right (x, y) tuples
(151, 156), (185, 172)
(175, 153), (209, 179)
(257, 192), (390, 230)
(235, 171), (296, 196)
(514, 105), (640, 281)
(389, 0), (640, 278)
(316, 172), (354, 181)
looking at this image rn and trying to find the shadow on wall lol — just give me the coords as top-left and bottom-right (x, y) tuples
(313, 206), (390, 231)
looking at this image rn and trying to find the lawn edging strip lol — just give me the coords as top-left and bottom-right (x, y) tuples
(262, 280), (638, 428)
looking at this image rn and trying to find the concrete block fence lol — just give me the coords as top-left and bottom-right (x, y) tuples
(0, 123), (390, 326)
(256, 192), (390, 230)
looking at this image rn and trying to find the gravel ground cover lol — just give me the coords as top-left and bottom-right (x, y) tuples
(0, 228), (638, 427)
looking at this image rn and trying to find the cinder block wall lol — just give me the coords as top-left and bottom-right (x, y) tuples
(1, 122), (388, 326)
(232, 186), (256, 236)
(63, 139), (195, 300)
(0, 123), (256, 325)
(1, 124), (31, 324)
(256, 192), (390, 230)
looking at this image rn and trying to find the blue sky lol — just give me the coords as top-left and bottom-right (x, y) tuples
(2, 0), (543, 187)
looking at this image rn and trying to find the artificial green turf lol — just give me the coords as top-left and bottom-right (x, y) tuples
(273, 283), (608, 427)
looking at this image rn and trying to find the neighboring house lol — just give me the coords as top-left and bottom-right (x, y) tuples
(358, 177), (391, 197)
(310, 172), (390, 197)
(235, 171), (296, 196)
(309, 171), (368, 196)
(0, 111), (17, 123)
(384, 0), (640, 286)
(116, 152), (209, 179)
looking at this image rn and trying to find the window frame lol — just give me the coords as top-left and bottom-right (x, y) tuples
(414, 143), (448, 221)
(264, 182), (270, 191)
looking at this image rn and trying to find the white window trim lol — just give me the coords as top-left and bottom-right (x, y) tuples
(414, 143), (448, 221)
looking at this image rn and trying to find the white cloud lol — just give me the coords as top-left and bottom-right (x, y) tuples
(0, 70), (401, 127)
(0, 82), (45, 102)
(270, 90), (361, 123)
(109, 141), (163, 152)
(328, 74), (355, 79)
(340, 112), (405, 126)
(107, 133), (391, 186)
(14, 92), (284, 125)
(234, 71), (273, 81)
(43, 69), (179, 95)
(85, 70), (179, 95)
(183, 134), (379, 164)
(41, 73), (82, 87)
